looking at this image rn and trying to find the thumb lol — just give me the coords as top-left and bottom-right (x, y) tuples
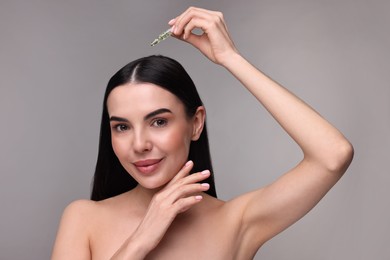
(172, 33), (204, 50)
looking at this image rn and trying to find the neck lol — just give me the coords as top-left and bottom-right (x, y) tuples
(129, 184), (163, 209)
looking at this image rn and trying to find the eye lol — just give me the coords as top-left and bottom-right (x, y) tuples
(152, 118), (168, 128)
(113, 124), (129, 132)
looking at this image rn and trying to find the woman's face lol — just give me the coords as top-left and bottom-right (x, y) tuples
(107, 83), (204, 190)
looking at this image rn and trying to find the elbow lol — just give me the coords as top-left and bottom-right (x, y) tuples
(325, 139), (354, 175)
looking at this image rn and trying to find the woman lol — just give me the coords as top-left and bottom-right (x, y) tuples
(52, 7), (353, 260)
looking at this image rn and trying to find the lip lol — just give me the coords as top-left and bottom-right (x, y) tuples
(133, 158), (163, 174)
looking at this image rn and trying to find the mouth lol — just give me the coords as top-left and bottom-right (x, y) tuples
(133, 158), (164, 174)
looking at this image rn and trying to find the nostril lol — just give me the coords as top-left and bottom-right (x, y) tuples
(132, 138), (152, 153)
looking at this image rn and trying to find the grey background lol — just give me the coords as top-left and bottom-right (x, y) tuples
(1, 0), (389, 259)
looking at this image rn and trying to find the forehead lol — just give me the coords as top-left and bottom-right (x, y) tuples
(107, 83), (184, 116)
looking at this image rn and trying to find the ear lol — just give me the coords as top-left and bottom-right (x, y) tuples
(191, 106), (206, 141)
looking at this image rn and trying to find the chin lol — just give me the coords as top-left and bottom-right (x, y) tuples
(130, 171), (171, 190)
(137, 179), (169, 191)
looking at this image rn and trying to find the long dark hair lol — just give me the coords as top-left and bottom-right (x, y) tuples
(91, 55), (217, 201)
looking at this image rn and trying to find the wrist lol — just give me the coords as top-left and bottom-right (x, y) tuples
(111, 235), (150, 260)
(218, 51), (244, 68)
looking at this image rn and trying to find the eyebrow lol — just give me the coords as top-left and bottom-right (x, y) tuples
(109, 108), (172, 123)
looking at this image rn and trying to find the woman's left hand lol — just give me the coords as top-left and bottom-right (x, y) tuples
(169, 7), (239, 65)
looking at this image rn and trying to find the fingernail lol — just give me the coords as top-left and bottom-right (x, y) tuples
(185, 160), (193, 167)
(201, 170), (210, 175)
(195, 195), (203, 200)
(201, 183), (210, 188)
(168, 18), (176, 25)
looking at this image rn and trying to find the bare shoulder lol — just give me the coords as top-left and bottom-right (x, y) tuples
(60, 199), (101, 226)
(52, 200), (99, 259)
(63, 194), (125, 213)
(64, 199), (97, 213)
(61, 196), (124, 225)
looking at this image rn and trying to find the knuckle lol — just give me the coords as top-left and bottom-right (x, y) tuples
(176, 199), (185, 208)
(177, 185), (187, 194)
(153, 192), (164, 203)
(209, 18), (219, 28)
(176, 198), (191, 210)
(187, 7), (195, 15)
(176, 178), (186, 186)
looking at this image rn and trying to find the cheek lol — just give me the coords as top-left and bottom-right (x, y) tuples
(159, 126), (192, 155)
(111, 135), (127, 159)
(157, 129), (191, 177)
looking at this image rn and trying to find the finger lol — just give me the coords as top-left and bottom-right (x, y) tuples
(168, 18), (176, 26)
(176, 169), (211, 186)
(182, 18), (204, 40)
(172, 7), (214, 36)
(172, 182), (210, 200)
(156, 180), (209, 207)
(174, 195), (204, 214)
(176, 11), (228, 43)
(167, 160), (193, 185)
(163, 171), (211, 203)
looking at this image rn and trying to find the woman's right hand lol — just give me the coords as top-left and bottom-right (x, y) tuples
(110, 160), (210, 259)
(169, 7), (239, 66)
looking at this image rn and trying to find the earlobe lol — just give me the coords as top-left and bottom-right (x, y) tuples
(191, 106), (206, 141)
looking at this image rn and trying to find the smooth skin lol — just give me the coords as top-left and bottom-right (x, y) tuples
(52, 7), (353, 260)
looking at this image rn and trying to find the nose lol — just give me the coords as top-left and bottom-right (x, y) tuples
(132, 128), (152, 154)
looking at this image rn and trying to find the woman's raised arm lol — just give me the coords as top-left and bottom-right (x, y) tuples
(171, 6), (354, 247)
